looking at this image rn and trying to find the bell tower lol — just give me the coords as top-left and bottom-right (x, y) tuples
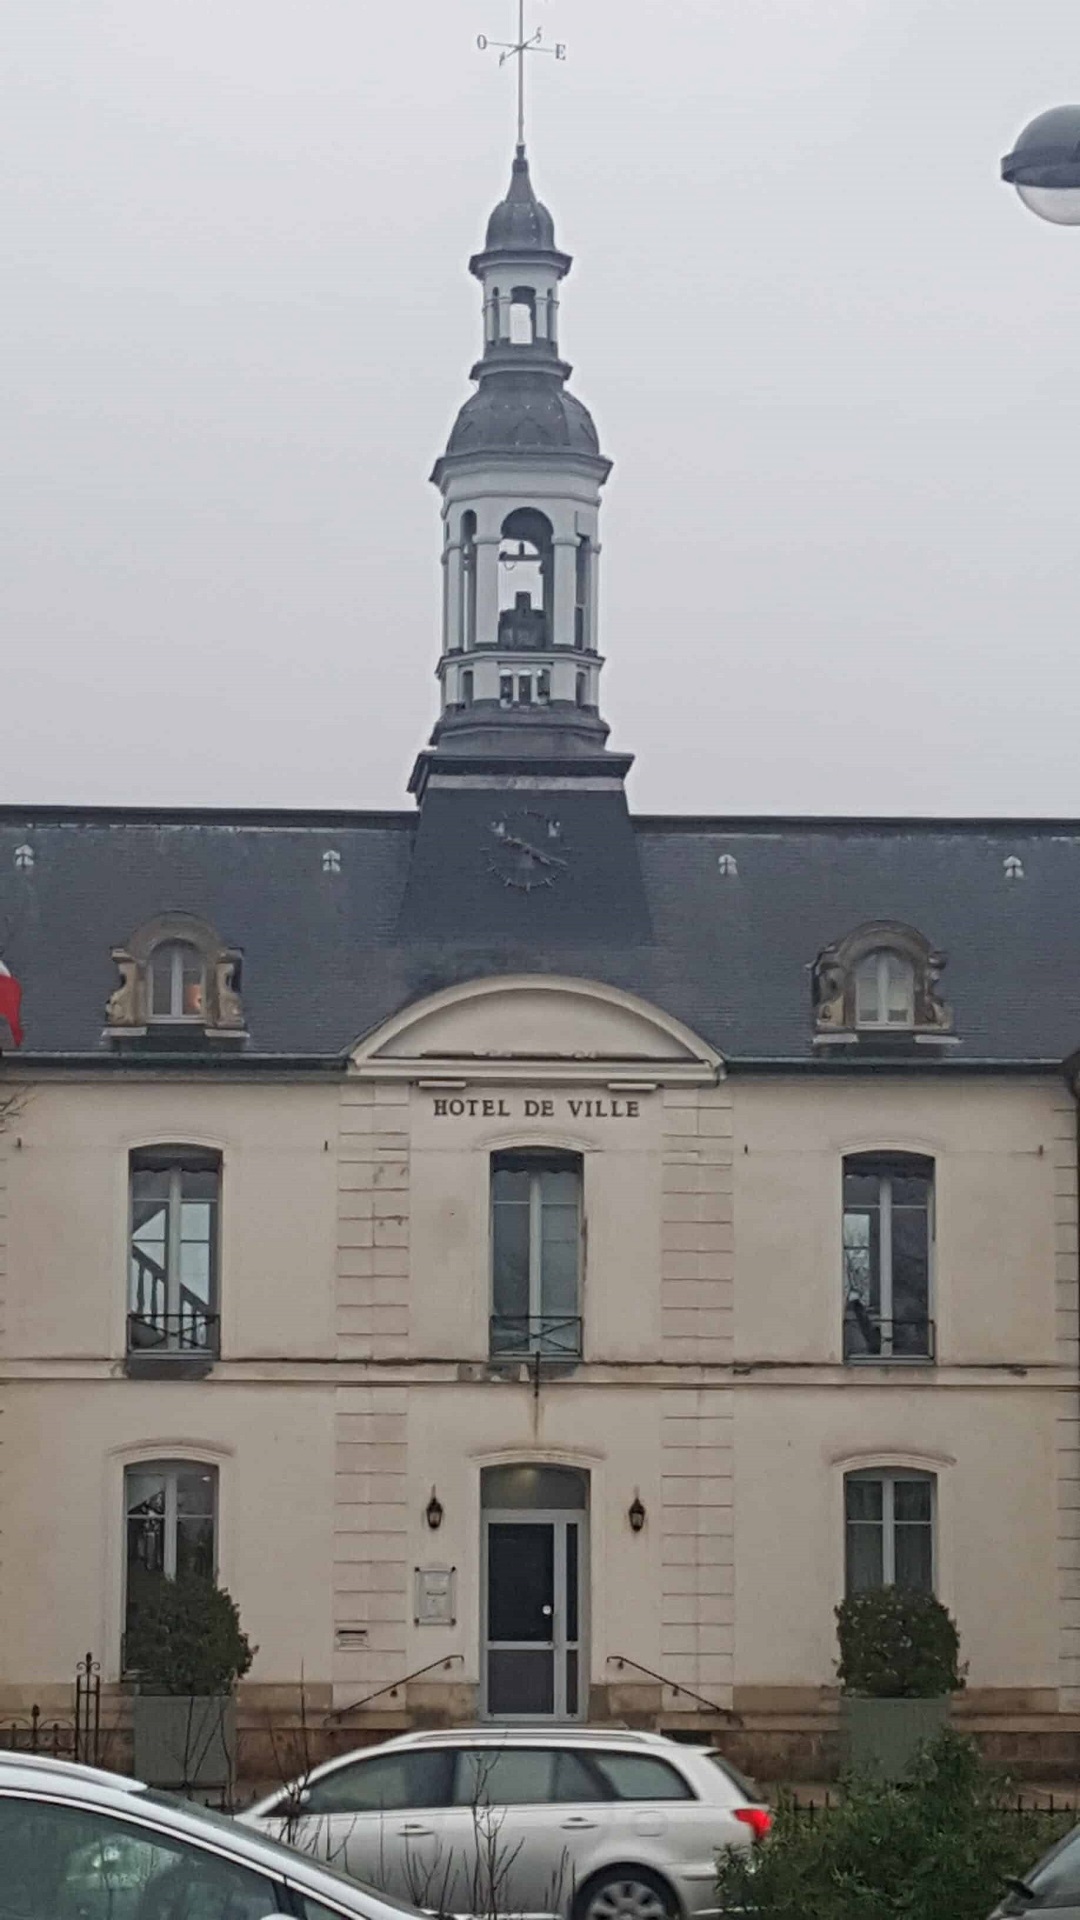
(398, 58), (647, 946)
(410, 143), (623, 793)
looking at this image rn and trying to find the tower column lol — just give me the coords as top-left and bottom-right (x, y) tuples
(445, 539), (464, 652)
(474, 535), (502, 650)
(552, 536), (578, 653)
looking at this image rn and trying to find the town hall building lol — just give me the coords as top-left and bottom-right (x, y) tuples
(2, 138), (1080, 1780)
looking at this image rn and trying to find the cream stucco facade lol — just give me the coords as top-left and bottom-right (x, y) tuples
(3, 974), (1077, 1778)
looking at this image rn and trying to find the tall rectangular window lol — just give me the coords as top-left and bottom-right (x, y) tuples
(124, 1460), (217, 1650)
(491, 1151), (582, 1359)
(843, 1153), (933, 1361)
(845, 1470), (935, 1594)
(128, 1149), (220, 1357)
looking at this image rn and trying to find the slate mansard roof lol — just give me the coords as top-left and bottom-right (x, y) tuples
(1, 805), (1079, 1070)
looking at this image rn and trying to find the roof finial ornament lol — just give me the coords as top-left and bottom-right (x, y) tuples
(477, 0), (566, 153)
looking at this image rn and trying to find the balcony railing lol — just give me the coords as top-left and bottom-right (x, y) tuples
(489, 1314), (583, 1361)
(843, 1309), (935, 1363)
(126, 1309), (220, 1357)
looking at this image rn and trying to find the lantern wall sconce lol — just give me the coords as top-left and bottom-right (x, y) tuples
(425, 1488), (444, 1531)
(628, 1492), (646, 1533)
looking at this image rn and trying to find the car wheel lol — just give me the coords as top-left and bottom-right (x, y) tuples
(575, 1867), (678, 1920)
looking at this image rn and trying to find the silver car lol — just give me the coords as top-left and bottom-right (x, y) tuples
(242, 1725), (771, 1920)
(989, 1819), (1080, 1915)
(0, 1748), (430, 1918)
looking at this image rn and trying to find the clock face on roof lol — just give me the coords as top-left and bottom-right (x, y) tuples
(487, 810), (570, 892)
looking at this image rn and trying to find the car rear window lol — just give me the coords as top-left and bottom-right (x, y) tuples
(706, 1752), (764, 1803)
(587, 1753), (695, 1801)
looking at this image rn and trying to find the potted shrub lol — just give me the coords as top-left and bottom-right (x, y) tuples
(126, 1574), (254, 1791)
(836, 1587), (964, 1780)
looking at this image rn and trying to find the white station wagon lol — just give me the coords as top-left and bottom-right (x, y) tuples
(243, 1725), (772, 1920)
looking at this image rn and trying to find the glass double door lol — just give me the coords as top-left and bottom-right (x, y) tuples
(483, 1511), (584, 1720)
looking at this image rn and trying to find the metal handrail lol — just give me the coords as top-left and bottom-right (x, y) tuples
(325, 1654), (465, 1723)
(843, 1310), (935, 1361)
(126, 1309), (220, 1354)
(607, 1654), (742, 1723)
(489, 1314), (583, 1359)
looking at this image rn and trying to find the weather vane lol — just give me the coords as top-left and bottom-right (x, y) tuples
(477, 0), (566, 152)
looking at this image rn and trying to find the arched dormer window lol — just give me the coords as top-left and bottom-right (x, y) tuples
(106, 914), (245, 1040)
(812, 922), (951, 1041)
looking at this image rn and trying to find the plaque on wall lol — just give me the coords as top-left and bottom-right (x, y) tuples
(414, 1565), (457, 1626)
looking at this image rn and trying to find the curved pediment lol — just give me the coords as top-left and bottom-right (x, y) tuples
(350, 976), (722, 1085)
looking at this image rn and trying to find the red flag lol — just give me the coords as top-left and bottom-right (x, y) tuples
(0, 962), (24, 1048)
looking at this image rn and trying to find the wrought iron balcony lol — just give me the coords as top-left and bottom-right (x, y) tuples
(489, 1314), (583, 1361)
(843, 1308), (935, 1363)
(125, 1309), (219, 1378)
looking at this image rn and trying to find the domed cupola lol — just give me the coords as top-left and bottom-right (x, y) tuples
(422, 144), (614, 769)
(482, 145), (558, 253)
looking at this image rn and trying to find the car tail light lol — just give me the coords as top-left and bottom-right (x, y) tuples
(734, 1806), (772, 1842)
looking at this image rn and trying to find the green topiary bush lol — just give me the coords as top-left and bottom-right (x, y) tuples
(125, 1574), (254, 1697)
(714, 1732), (1071, 1920)
(837, 1587), (964, 1699)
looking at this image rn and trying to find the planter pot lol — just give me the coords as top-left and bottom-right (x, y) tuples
(840, 1695), (950, 1781)
(132, 1694), (236, 1790)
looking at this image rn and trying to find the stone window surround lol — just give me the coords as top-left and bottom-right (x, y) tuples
(105, 1440), (233, 1683)
(812, 920), (953, 1041)
(105, 912), (245, 1039)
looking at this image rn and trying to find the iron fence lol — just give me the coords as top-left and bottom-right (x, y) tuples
(786, 1790), (1077, 1835)
(0, 1653), (101, 1768)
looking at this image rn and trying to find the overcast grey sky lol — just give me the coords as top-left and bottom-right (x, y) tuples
(4, 0), (1080, 815)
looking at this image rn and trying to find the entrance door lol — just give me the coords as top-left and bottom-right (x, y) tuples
(483, 1511), (584, 1720)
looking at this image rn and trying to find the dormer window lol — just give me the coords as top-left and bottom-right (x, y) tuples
(106, 914), (245, 1041)
(854, 949), (915, 1029)
(812, 921), (952, 1043)
(150, 941), (205, 1022)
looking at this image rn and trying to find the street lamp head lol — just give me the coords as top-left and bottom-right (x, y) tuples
(1002, 106), (1080, 226)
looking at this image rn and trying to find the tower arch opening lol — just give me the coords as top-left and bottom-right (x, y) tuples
(508, 286), (537, 344)
(498, 508), (553, 651)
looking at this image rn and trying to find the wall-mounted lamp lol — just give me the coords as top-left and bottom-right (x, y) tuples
(425, 1488), (444, 1531)
(628, 1492), (646, 1534)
